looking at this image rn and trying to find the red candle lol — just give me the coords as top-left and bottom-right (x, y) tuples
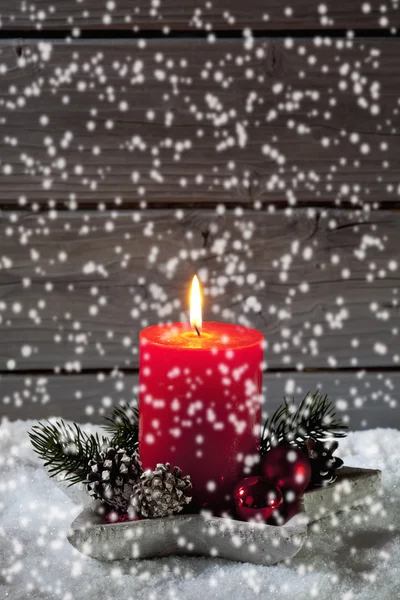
(138, 277), (264, 513)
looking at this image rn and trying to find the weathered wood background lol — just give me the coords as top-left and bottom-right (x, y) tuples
(0, 39), (399, 206)
(0, 2), (399, 30)
(0, 1), (399, 428)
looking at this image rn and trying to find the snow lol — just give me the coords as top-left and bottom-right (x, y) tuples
(0, 420), (400, 600)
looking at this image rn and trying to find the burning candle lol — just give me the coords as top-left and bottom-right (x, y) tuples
(138, 276), (264, 513)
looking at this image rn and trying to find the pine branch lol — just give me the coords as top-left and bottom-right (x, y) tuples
(260, 391), (348, 456)
(102, 402), (139, 455)
(29, 402), (140, 487)
(28, 420), (108, 485)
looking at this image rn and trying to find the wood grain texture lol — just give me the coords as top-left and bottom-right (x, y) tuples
(0, 208), (399, 370)
(1, 372), (398, 430)
(0, 38), (399, 207)
(0, 1), (398, 30)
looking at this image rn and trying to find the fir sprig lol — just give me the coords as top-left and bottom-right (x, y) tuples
(28, 420), (108, 485)
(29, 402), (140, 484)
(260, 391), (348, 455)
(103, 402), (139, 455)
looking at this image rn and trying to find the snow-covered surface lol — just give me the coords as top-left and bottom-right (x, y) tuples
(1, 419), (399, 600)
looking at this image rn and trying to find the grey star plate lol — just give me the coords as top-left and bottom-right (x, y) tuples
(67, 466), (380, 565)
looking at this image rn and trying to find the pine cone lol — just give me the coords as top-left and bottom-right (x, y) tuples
(131, 463), (192, 518)
(86, 447), (142, 512)
(305, 438), (344, 487)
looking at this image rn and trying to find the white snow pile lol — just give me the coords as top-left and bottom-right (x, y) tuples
(1, 420), (400, 600)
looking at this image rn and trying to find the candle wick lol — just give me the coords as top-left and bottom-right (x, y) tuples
(194, 325), (201, 337)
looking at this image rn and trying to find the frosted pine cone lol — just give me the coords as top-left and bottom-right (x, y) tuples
(86, 448), (142, 512)
(131, 463), (192, 518)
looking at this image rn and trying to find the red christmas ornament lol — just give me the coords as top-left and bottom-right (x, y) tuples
(233, 476), (283, 522)
(261, 445), (311, 494)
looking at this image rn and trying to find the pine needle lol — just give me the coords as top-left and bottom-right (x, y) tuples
(28, 420), (108, 485)
(103, 402), (139, 455)
(28, 402), (140, 486)
(260, 391), (348, 455)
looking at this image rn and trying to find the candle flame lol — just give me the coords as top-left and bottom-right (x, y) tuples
(190, 275), (202, 335)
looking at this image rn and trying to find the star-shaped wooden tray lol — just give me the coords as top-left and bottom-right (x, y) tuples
(67, 466), (380, 565)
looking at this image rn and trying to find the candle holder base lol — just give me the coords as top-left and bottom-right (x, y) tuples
(67, 466), (380, 565)
(68, 508), (308, 565)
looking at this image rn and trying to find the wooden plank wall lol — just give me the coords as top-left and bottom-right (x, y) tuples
(0, 2), (399, 428)
(0, 39), (399, 206)
(0, 2), (399, 30)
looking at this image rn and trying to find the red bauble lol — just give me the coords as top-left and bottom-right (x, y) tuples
(261, 445), (311, 494)
(233, 476), (283, 522)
